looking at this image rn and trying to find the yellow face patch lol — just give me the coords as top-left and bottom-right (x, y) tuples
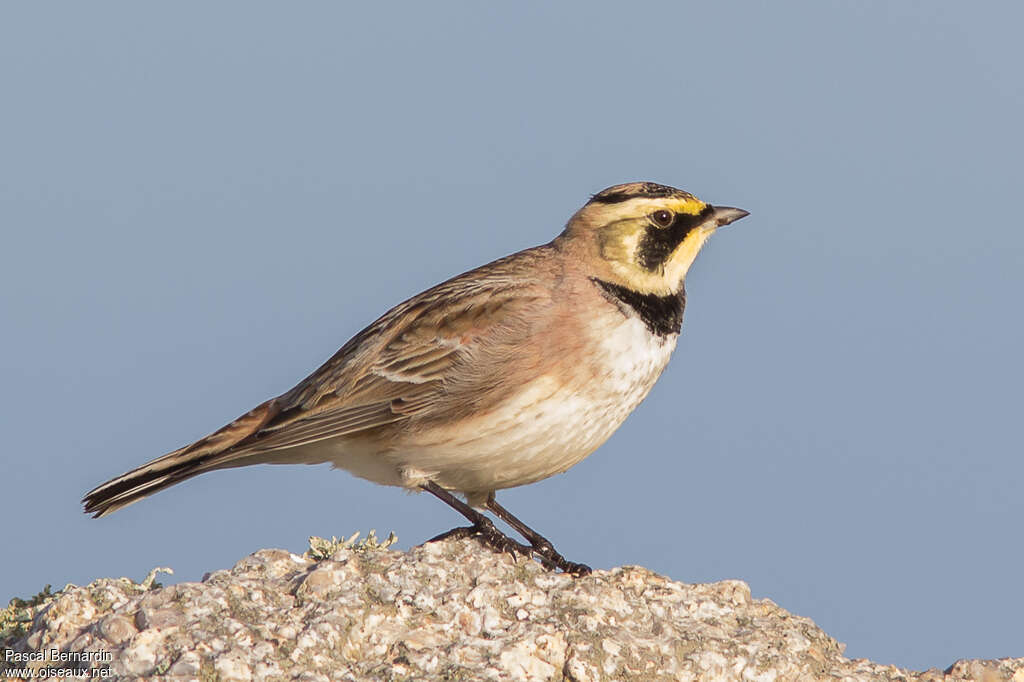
(663, 196), (707, 216)
(591, 196), (716, 295)
(660, 226), (714, 285)
(569, 183), (733, 295)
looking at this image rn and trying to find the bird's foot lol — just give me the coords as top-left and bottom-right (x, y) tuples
(427, 525), (589, 574)
(426, 525), (478, 544)
(428, 520), (580, 573)
(427, 520), (547, 564)
(527, 538), (592, 576)
(552, 557), (592, 576)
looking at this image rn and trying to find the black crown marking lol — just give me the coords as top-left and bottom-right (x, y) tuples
(588, 182), (694, 205)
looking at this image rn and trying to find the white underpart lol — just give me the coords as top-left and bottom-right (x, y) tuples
(318, 314), (678, 499)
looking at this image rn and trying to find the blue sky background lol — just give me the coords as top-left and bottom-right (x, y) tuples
(2, 2), (1022, 670)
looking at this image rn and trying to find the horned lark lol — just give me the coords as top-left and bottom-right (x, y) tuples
(83, 182), (748, 574)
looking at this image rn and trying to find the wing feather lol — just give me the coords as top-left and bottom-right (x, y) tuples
(219, 250), (554, 458)
(83, 246), (559, 517)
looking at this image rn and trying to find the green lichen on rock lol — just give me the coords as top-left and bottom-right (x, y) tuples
(3, 539), (1022, 680)
(2, 566), (170, 649)
(305, 529), (398, 560)
(1, 585), (61, 646)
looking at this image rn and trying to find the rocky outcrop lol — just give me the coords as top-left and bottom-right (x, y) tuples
(2, 535), (1021, 681)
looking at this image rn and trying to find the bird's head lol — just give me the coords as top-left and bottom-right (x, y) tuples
(560, 182), (749, 296)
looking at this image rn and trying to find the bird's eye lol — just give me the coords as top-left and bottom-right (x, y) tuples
(650, 210), (673, 227)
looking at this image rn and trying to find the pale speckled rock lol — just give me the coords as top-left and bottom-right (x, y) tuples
(1, 538), (1020, 681)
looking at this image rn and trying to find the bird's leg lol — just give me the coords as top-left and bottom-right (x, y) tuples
(420, 482), (557, 570)
(485, 493), (592, 576)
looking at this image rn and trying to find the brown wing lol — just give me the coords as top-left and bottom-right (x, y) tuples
(83, 246), (556, 516)
(241, 269), (550, 452)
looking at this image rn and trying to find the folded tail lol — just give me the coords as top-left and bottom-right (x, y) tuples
(82, 399), (280, 518)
